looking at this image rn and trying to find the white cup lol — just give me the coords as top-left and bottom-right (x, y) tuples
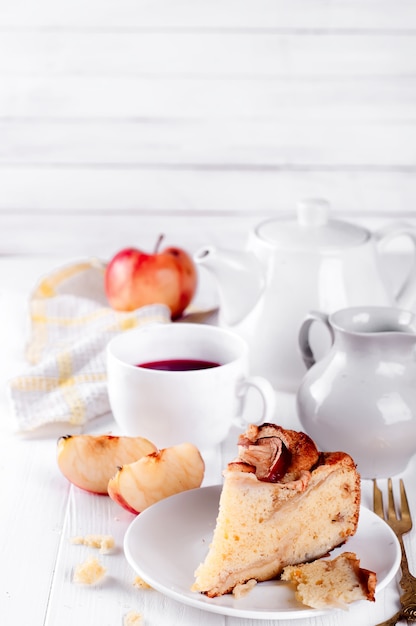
(106, 323), (275, 450)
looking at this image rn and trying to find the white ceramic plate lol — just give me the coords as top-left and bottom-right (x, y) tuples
(124, 485), (401, 620)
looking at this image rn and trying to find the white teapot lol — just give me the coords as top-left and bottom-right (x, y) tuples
(296, 306), (416, 478)
(195, 199), (416, 391)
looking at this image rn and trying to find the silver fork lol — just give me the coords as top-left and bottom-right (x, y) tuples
(374, 479), (416, 625)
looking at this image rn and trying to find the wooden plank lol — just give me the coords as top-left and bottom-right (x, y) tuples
(0, 213), (261, 257)
(1, 32), (416, 77)
(0, 207), (415, 258)
(1, 168), (415, 215)
(1, 76), (415, 120)
(1, 119), (415, 167)
(1, 0), (416, 30)
(0, 435), (71, 626)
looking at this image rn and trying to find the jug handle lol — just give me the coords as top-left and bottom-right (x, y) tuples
(375, 222), (416, 310)
(298, 311), (334, 369)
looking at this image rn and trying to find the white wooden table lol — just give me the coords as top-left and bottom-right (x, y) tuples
(1, 0), (416, 622)
(0, 249), (415, 626)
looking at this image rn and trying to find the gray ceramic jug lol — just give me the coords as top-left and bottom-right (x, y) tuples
(297, 306), (416, 478)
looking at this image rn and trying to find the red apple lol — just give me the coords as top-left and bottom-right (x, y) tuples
(104, 235), (198, 319)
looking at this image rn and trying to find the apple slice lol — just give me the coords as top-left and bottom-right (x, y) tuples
(57, 434), (157, 494)
(107, 442), (205, 514)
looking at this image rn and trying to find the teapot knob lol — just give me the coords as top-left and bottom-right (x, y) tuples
(297, 198), (330, 227)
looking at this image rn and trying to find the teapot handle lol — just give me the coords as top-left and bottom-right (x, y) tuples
(375, 222), (416, 310)
(298, 311), (335, 370)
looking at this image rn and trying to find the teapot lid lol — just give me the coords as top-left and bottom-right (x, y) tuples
(256, 199), (369, 249)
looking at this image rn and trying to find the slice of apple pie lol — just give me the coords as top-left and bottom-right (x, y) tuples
(193, 423), (361, 597)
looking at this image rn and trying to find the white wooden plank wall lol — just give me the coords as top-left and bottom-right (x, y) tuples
(1, 0), (416, 257)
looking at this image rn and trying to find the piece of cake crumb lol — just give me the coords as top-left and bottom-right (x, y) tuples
(124, 610), (143, 625)
(71, 534), (115, 553)
(73, 556), (107, 585)
(281, 552), (376, 609)
(133, 576), (152, 590)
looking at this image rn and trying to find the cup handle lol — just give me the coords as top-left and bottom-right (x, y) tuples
(298, 310), (334, 369)
(235, 375), (276, 428)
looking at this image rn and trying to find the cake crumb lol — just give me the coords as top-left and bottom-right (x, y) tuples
(232, 579), (257, 598)
(133, 576), (152, 590)
(73, 556), (107, 585)
(124, 610), (143, 626)
(71, 534), (115, 553)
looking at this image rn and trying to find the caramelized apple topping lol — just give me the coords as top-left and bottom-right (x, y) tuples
(238, 434), (292, 482)
(227, 461), (256, 474)
(234, 423), (320, 483)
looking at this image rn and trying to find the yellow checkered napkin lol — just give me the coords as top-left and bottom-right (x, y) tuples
(7, 259), (170, 431)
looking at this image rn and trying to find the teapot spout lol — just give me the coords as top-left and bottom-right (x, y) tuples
(194, 246), (265, 326)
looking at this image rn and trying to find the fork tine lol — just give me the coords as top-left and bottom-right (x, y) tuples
(399, 479), (413, 529)
(373, 479), (385, 519)
(387, 478), (398, 522)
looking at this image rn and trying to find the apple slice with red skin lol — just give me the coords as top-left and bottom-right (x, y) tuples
(237, 434), (292, 482)
(57, 434), (157, 494)
(107, 442), (205, 514)
(104, 235), (198, 319)
(262, 440), (292, 481)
